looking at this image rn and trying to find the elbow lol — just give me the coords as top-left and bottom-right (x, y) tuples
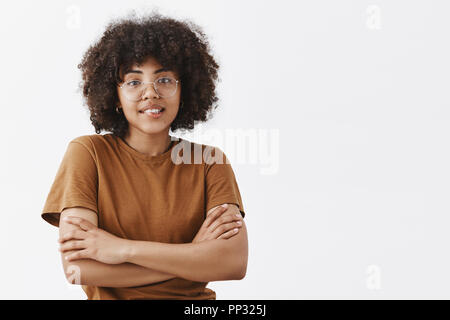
(232, 248), (248, 280)
(61, 252), (88, 285)
(238, 265), (247, 280)
(63, 262), (84, 285)
(232, 263), (247, 280)
(227, 253), (247, 280)
(200, 257), (247, 282)
(203, 265), (246, 282)
(221, 243), (248, 281)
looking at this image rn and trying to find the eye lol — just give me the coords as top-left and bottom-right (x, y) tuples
(126, 80), (141, 86)
(157, 77), (173, 84)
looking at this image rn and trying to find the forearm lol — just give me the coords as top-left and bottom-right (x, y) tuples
(123, 239), (241, 283)
(62, 251), (177, 287)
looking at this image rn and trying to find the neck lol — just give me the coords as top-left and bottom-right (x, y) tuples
(123, 130), (172, 157)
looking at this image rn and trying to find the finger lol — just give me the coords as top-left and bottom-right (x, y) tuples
(206, 204), (228, 219)
(65, 249), (91, 262)
(63, 216), (96, 232)
(204, 205), (228, 228)
(209, 212), (242, 233)
(211, 221), (242, 239)
(59, 229), (88, 243)
(217, 227), (239, 240)
(59, 240), (86, 253)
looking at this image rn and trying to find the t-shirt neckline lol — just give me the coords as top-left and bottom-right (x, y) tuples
(113, 134), (182, 163)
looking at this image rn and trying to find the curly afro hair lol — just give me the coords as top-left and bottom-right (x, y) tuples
(77, 9), (220, 139)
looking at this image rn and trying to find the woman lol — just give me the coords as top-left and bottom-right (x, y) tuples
(41, 10), (248, 300)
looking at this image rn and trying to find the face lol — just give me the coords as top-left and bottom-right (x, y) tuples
(117, 56), (181, 136)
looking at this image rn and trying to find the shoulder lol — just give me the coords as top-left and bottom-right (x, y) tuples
(67, 134), (115, 161)
(70, 133), (110, 144)
(70, 133), (113, 150)
(70, 134), (93, 146)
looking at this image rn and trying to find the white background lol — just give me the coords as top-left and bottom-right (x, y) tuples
(1, 0), (449, 299)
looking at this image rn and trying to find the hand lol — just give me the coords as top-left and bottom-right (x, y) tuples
(192, 204), (243, 243)
(58, 216), (130, 264)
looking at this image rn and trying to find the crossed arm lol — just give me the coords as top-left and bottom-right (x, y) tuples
(59, 205), (248, 287)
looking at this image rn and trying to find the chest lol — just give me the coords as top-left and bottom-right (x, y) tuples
(96, 161), (206, 243)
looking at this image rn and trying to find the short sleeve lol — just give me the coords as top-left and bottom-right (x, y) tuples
(204, 146), (245, 218)
(41, 138), (98, 227)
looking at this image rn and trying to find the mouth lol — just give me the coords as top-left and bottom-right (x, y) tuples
(139, 106), (165, 119)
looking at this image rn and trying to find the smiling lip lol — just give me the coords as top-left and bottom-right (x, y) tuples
(141, 109), (164, 119)
(139, 106), (165, 119)
(139, 104), (165, 113)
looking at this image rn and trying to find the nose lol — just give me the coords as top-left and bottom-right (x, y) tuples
(141, 83), (160, 100)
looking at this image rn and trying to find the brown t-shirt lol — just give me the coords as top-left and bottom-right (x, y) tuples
(41, 133), (245, 300)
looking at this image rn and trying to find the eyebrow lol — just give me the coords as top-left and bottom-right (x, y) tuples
(123, 67), (170, 76)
